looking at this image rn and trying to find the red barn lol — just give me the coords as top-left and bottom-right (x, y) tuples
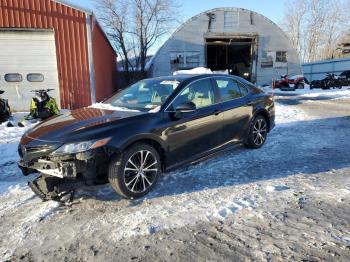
(0, 0), (117, 110)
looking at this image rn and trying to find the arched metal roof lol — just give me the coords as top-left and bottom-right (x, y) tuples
(151, 7), (290, 65)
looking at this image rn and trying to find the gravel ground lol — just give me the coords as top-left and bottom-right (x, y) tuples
(1, 92), (350, 262)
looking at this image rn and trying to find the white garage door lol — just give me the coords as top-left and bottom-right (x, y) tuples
(0, 29), (60, 112)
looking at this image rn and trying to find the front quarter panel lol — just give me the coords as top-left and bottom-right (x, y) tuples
(105, 113), (168, 152)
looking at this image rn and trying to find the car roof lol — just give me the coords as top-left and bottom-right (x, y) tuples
(150, 74), (241, 80)
(145, 74), (254, 86)
(145, 75), (194, 82)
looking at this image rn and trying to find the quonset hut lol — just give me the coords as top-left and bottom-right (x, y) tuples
(150, 7), (302, 86)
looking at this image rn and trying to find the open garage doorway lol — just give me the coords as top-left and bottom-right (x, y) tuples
(206, 37), (257, 82)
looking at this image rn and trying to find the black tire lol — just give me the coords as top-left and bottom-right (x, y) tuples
(245, 115), (268, 149)
(296, 82), (304, 89)
(280, 83), (290, 91)
(108, 143), (161, 199)
(310, 81), (315, 89)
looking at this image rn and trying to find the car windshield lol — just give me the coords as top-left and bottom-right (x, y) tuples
(104, 78), (181, 112)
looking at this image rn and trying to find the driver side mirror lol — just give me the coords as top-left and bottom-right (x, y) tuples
(175, 101), (196, 113)
(172, 101), (196, 119)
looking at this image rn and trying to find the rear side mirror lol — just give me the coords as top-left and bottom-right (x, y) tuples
(175, 102), (196, 113)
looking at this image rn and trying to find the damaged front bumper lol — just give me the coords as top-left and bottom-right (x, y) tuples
(19, 158), (82, 178)
(28, 175), (85, 201)
(18, 149), (109, 201)
(18, 150), (98, 178)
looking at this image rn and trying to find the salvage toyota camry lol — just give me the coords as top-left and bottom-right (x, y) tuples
(18, 74), (275, 201)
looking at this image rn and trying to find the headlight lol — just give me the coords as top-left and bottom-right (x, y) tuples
(52, 138), (111, 155)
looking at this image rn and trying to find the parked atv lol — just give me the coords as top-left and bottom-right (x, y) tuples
(274, 75), (306, 91)
(0, 90), (11, 124)
(339, 70), (350, 87)
(310, 73), (343, 90)
(25, 89), (60, 120)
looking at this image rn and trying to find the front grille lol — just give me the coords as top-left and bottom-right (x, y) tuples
(26, 145), (56, 153)
(19, 143), (61, 161)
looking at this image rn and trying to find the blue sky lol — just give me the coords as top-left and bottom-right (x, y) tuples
(75, 0), (285, 54)
(75, 0), (284, 24)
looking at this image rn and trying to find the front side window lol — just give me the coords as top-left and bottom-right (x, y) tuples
(171, 79), (215, 110)
(105, 78), (181, 111)
(215, 78), (244, 102)
(5, 73), (22, 82)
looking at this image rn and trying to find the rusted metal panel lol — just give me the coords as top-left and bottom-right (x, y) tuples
(0, 0), (92, 109)
(92, 19), (117, 102)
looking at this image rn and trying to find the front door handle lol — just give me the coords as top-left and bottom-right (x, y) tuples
(246, 101), (253, 106)
(213, 109), (221, 116)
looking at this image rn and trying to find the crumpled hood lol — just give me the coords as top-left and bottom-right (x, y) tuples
(21, 107), (145, 144)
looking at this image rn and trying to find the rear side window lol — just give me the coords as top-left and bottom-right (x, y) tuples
(5, 73), (22, 82)
(240, 84), (249, 96)
(215, 78), (243, 102)
(172, 79), (215, 110)
(27, 73), (44, 82)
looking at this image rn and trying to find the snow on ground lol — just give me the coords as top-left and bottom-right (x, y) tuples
(0, 113), (38, 144)
(274, 102), (308, 124)
(263, 85), (350, 99)
(0, 114), (38, 195)
(0, 89), (350, 260)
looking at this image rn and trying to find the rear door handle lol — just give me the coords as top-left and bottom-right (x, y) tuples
(213, 109), (221, 116)
(246, 101), (253, 106)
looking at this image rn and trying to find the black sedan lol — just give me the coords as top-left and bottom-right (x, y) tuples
(18, 74), (275, 200)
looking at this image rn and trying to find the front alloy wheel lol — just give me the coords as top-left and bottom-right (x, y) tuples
(245, 115), (268, 149)
(124, 150), (158, 193)
(108, 143), (161, 199)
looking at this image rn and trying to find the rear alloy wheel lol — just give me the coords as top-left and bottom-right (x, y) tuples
(108, 143), (161, 199)
(245, 115), (268, 149)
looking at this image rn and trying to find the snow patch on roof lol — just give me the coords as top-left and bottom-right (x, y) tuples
(173, 67), (213, 75)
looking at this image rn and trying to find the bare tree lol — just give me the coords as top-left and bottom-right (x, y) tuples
(282, 0), (308, 61)
(95, 0), (179, 77)
(320, 1), (349, 59)
(305, 0), (328, 62)
(96, 0), (134, 74)
(281, 0), (350, 62)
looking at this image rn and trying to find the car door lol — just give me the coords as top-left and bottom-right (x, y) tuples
(164, 78), (224, 165)
(213, 77), (252, 143)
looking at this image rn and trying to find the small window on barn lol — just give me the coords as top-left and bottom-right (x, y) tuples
(27, 73), (44, 82)
(224, 11), (239, 28)
(276, 51), (287, 63)
(170, 52), (185, 69)
(5, 73), (23, 82)
(185, 52), (200, 68)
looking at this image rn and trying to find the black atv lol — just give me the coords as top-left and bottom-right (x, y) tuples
(0, 90), (11, 124)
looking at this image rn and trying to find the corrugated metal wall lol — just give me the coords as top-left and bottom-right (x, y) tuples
(92, 19), (117, 102)
(0, 0), (91, 109)
(302, 58), (350, 81)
